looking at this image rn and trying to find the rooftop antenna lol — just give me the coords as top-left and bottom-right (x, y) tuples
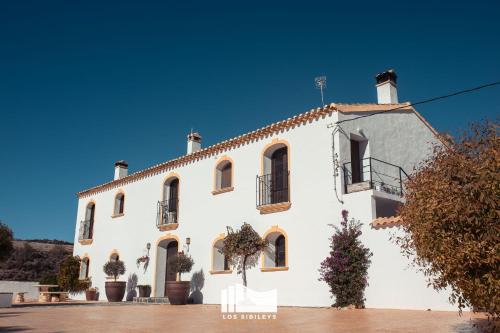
(315, 76), (327, 106)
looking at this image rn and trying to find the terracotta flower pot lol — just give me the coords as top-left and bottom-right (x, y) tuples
(105, 281), (126, 302)
(165, 281), (190, 305)
(85, 290), (97, 301)
(137, 285), (151, 298)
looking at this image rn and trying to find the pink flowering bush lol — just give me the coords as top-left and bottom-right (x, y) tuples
(319, 210), (372, 308)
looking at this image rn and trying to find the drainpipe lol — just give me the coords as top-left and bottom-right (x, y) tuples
(330, 123), (344, 204)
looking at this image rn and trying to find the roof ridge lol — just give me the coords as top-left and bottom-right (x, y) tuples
(76, 102), (415, 198)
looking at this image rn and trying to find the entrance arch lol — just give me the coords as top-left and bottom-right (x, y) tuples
(154, 234), (180, 297)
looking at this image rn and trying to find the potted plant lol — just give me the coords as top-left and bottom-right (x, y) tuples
(137, 285), (151, 298)
(165, 252), (194, 305)
(103, 260), (126, 302)
(85, 279), (99, 301)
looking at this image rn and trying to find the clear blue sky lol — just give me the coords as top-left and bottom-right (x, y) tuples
(1, 1), (499, 242)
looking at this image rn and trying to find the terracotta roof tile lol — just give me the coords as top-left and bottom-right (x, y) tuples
(77, 102), (431, 198)
(371, 216), (404, 229)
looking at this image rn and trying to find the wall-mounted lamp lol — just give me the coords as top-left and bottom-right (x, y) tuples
(186, 237), (191, 252)
(146, 242), (151, 255)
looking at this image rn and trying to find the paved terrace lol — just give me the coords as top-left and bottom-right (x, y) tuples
(0, 304), (488, 333)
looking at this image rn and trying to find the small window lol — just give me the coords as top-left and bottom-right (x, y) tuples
(212, 238), (230, 272)
(114, 193), (125, 216)
(110, 253), (119, 262)
(80, 257), (90, 279)
(275, 235), (286, 267)
(262, 229), (288, 270)
(215, 160), (232, 191)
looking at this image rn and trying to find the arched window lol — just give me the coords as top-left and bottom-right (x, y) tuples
(258, 141), (290, 209)
(214, 158), (233, 193)
(275, 235), (286, 267)
(80, 257), (90, 280)
(211, 238), (230, 273)
(110, 252), (119, 262)
(80, 202), (95, 241)
(262, 227), (288, 271)
(113, 192), (125, 216)
(161, 177), (179, 225)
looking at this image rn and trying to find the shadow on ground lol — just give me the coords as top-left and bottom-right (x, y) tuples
(452, 317), (499, 333)
(0, 312), (29, 318)
(0, 326), (33, 332)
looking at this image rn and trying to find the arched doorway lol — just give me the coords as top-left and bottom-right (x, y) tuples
(154, 237), (179, 297)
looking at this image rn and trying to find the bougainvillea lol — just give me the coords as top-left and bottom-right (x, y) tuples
(396, 120), (499, 319)
(319, 210), (372, 308)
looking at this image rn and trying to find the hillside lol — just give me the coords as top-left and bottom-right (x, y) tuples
(0, 240), (74, 281)
(12, 240), (73, 253)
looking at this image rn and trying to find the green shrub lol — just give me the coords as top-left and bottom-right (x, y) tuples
(103, 260), (126, 281)
(168, 252), (194, 281)
(57, 256), (89, 294)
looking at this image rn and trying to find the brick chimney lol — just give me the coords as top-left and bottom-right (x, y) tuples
(375, 69), (398, 104)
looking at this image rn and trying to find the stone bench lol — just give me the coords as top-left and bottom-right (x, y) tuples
(39, 292), (69, 303)
(15, 292), (27, 303)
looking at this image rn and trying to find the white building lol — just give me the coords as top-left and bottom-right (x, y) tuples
(73, 70), (454, 310)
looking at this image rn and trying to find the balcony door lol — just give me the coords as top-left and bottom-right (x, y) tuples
(271, 147), (288, 203)
(350, 139), (362, 184)
(168, 179), (179, 213)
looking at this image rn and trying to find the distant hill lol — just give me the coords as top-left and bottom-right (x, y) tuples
(0, 240), (74, 281)
(22, 239), (73, 246)
(12, 240), (73, 253)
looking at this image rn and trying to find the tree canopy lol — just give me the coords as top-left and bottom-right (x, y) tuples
(221, 222), (268, 286)
(397, 120), (499, 317)
(0, 222), (14, 262)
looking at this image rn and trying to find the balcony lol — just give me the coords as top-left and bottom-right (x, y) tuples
(78, 219), (93, 245)
(343, 157), (408, 197)
(256, 171), (291, 214)
(156, 199), (179, 231)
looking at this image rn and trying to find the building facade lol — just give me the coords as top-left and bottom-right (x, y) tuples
(73, 71), (455, 310)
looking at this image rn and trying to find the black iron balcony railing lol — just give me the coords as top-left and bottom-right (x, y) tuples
(156, 198), (179, 228)
(343, 157), (409, 196)
(79, 219), (93, 240)
(256, 171), (290, 207)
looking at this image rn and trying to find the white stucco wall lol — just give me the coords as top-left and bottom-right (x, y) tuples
(73, 108), (455, 310)
(0, 281), (39, 301)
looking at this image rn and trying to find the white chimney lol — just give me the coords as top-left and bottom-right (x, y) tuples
(187, 132), (202, 154)
(114, 160), (128, 180)
(375, 69), (398, 104)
